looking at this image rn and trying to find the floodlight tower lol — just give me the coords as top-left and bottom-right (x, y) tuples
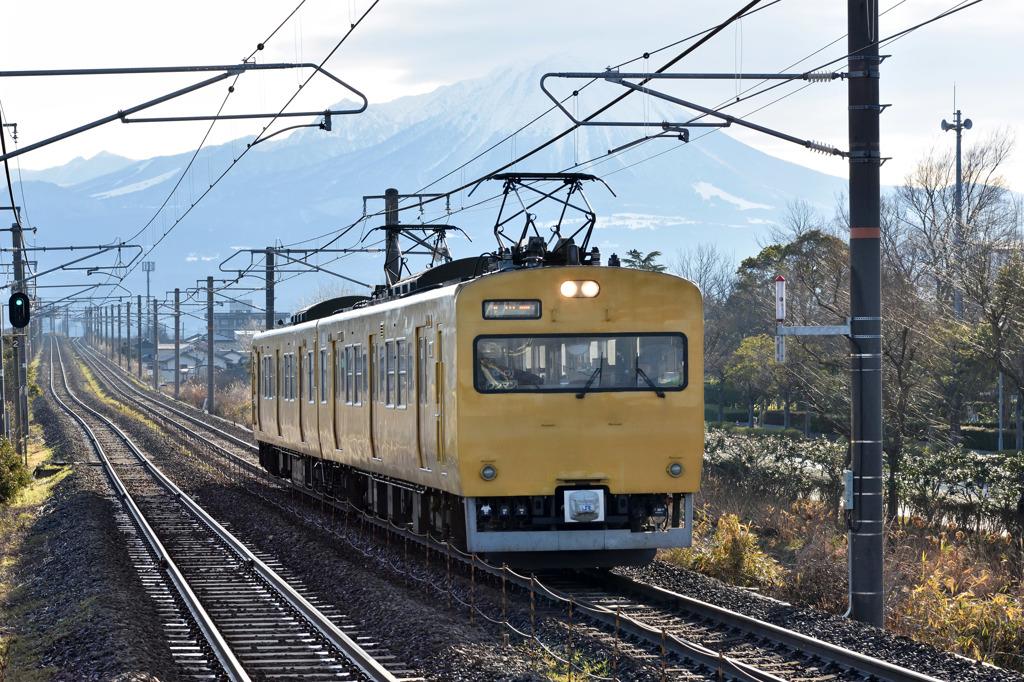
(941, 110), (971, 319)
(142, 261), (156, 304)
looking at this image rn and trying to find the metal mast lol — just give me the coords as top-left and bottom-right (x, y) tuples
(847, 0), (884, 627)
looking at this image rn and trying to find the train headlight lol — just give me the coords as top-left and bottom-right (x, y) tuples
(560, 280), (600, 298)
(480, 465), (498, 481)
(668, 462), (684, 477)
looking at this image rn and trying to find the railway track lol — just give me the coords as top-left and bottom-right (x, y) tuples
(47, 337), (410, 681)
(531, 569), (947, 682)
(72, 339), (963, 682)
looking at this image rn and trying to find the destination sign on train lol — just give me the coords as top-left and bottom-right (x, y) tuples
(482, 300), (542, 319)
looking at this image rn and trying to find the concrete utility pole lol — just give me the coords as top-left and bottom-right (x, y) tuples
(117, 303), (122, 366)
(126, 301), (131, 372)
(847, 0), (884, 628)
(206, 276), (215, 415)
(152, 298), (159, 391)
(137, 294), (143, 379)
(384, 188), (402, 286)
(10, 221), (29, 461)
(174, 288), (181, 400)
(0, 298), (7, 441)
(265, 248), (275, 330)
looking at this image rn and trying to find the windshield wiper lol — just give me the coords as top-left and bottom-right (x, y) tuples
(636, 367), (665, 398)
(576, 358), (603, 398)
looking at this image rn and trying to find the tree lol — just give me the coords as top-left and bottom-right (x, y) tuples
(621, 249), (666, 272)
(672, 244), (737, 422)
(726, 335), (777, 426)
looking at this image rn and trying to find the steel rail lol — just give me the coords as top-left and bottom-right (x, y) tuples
(66, 339), (399, 682)
(593, 571), (947, 682)
(47, 339), (250, 682)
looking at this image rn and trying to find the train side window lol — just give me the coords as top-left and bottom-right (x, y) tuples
(320, 348), (329, 404)
(385, 340), (396, 407)
(280, 354), (285, 401)
(396, 338), (408, 408)
(355, 344), (363, 405)
(344, 346), (353, 405)
(263, 355), (275, 399)
(281, 354), (288, 401)
(307, 350), (315, 404)
(374, 343), (382, 404)
(290, 353), (296, 401)
(268, 356), (275, 399)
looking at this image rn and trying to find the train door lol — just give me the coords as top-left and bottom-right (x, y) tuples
(330, 339), (342, 452)
(252, 353), (260, 433)
(275, 348), (282, 437)
(435, 326), (445, 464)
(318, 338), (332, 455)
(415, 326), (436, 470)
(298, 344), (307, 443)
(368, 335), (379, 460)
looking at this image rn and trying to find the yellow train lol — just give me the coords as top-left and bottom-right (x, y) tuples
(252, 253), (703, 567)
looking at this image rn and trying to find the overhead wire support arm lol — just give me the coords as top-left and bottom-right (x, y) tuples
(1, 244), (141, 284)
(0, 63), (367, 162)
(540, 71), (846, 157)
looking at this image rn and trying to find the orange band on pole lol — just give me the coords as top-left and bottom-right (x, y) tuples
(850, 227), (880, 239)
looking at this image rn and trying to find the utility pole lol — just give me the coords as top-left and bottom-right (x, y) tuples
(207, 276), (215, 415)
(126, 300), (131, 372)
(384, 188), (402, 286)
(137, 294), (143, 379)
(174, 288), (181, 400)
(152, 298), (159, 391)
(117, 303), (122, 367)
(10, 221), (29, 461)
(847, 0), (883, 628)
(265, 248), (275, 330)
(109, 304), (116, 359)
(0, 299), (7, 441)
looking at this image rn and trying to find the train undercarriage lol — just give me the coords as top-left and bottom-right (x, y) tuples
(258, 443), (692, 569)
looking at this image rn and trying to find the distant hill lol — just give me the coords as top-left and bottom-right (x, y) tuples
(7, 60), (847, 330)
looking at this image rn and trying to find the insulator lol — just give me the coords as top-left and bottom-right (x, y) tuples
(807, 140), (840, 156)
(804, 70), (835, 83)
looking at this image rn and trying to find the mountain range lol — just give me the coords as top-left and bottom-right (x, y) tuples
(7, 60), (848, 332)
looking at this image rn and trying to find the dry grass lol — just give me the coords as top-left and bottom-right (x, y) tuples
(666, 429), (1024, 670)
(176, 379), (251, 424)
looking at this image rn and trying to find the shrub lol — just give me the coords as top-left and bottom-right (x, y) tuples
(215, 381), (252, 425)
(893, 541), (1024, 669)
(0, 438), (30, 504)
(663, 512), (785, 588)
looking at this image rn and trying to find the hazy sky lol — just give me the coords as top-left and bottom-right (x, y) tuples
(2, 0), (1021, 192)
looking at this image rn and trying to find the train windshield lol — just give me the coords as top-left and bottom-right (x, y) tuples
(474, 333), (687, 393)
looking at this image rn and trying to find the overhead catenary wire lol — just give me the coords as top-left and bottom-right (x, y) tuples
(98, 0), (382, 309)
(88, 0), (991, 304)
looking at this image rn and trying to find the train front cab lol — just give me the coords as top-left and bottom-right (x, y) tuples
(453, 266), (703, 567)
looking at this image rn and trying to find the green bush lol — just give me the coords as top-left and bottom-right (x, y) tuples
(0, 437), (30, 504)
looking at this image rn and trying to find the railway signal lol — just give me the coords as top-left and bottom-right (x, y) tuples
(8, 292), (30, 328)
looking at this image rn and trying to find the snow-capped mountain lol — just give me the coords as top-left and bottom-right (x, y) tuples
(6, 60), (847, 322)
